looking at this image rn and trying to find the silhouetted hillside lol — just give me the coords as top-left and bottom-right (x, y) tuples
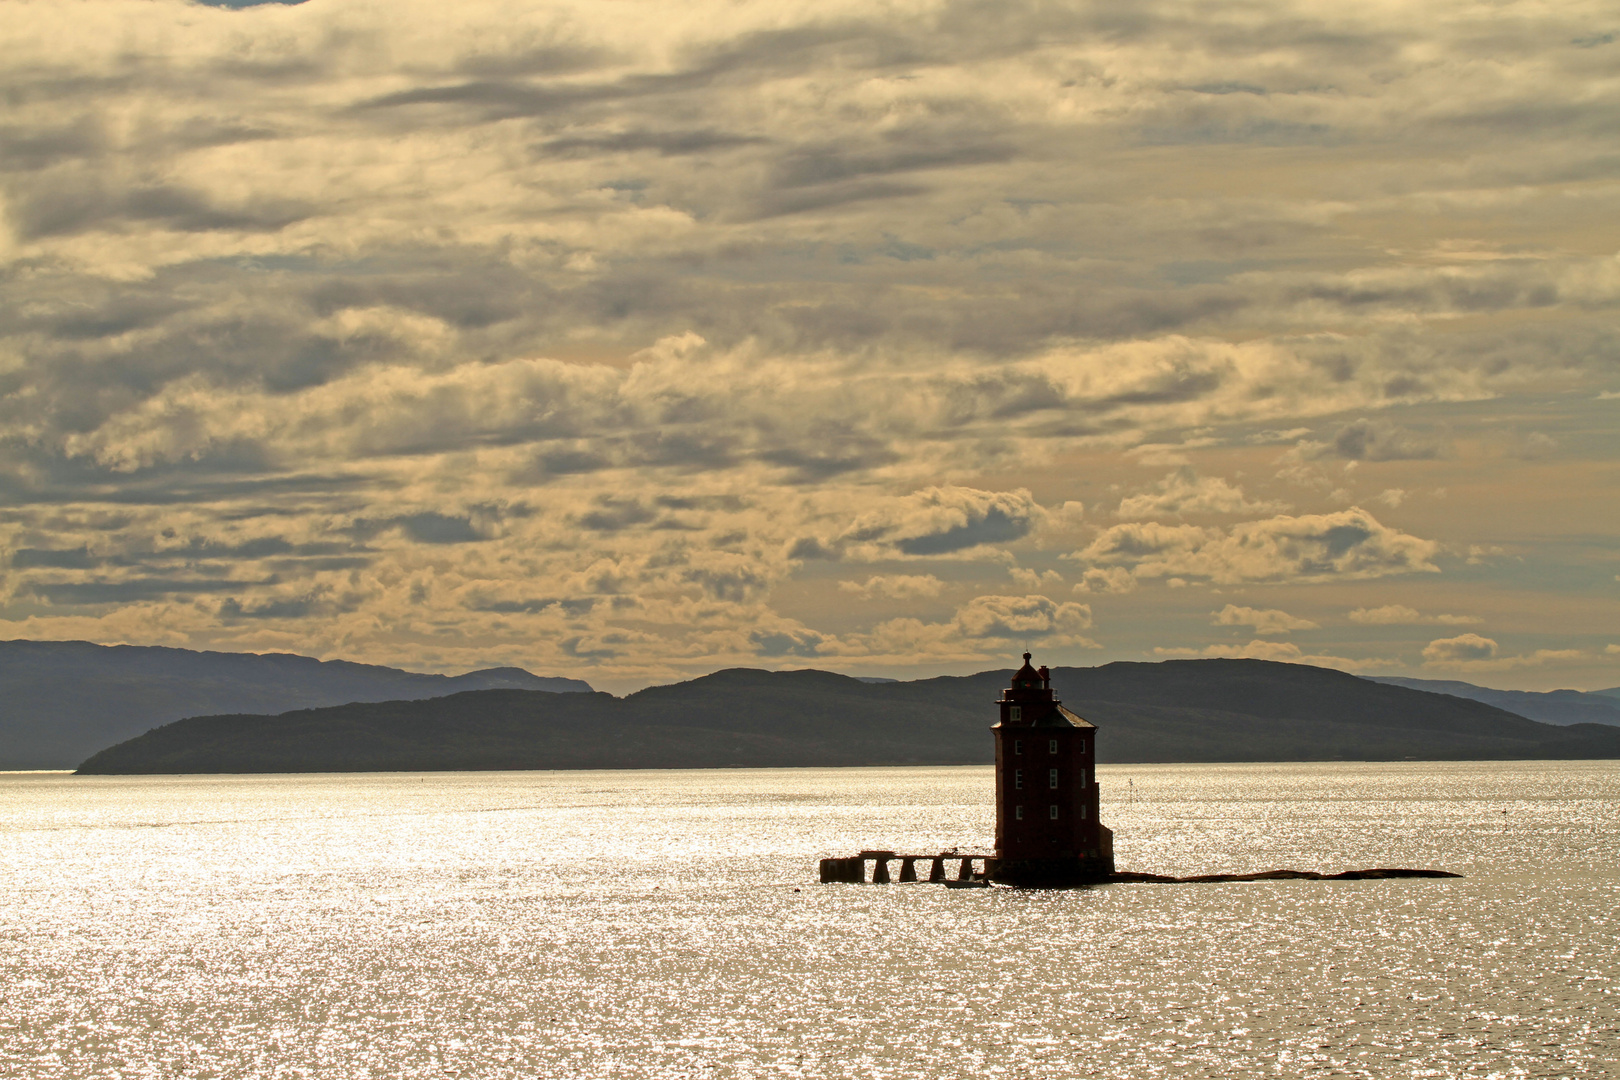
(76, 659), (1620, 774)
(1366, 676), (1620, 727)
(0, 640), (591, 769)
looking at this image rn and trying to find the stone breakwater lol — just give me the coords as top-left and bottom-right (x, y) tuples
(1108, 868), (1463, 883)
(818, 852), (1462, 886)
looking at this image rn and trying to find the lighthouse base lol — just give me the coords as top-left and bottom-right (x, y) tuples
(985, 855), (1116, 888)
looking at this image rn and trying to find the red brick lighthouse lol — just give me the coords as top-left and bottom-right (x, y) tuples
(987, 653), (1114, 886)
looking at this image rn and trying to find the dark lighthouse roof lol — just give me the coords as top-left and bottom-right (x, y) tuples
(995, 653), (1094, 729)
(1009, 652), (1043, 691)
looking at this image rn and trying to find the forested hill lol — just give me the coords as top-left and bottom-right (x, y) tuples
(76, 658), (1620, 774)
(0, 639), (591, 770)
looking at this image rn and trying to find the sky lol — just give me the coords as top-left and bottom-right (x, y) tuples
(1, 0), (1617, 694)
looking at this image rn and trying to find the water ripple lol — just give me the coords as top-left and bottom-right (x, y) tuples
(1, 762), (1616, 1078)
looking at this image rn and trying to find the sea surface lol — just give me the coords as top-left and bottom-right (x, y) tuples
(1, 762), (1616, 1079)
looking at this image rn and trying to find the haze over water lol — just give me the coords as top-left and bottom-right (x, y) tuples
(2, 762), (1616, 1078)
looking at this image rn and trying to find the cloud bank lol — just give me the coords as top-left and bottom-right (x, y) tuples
(1, 0), (1616, 688)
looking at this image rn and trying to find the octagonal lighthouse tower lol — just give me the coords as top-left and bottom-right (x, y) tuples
(987, 654), (1114, 887)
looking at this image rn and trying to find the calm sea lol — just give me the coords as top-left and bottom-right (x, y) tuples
(1, 762), (1616, 1079)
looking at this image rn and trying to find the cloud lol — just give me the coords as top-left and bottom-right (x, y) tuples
(1422, 634), (1585, 671)
(952, 594), (1093, 640)
(1284, 419), (1449, 469)
(1125, 439), (1218, 466)
(9, 547), (100, 570)
(539, 129), (768, 159)
(1038, 501), (1087, 538)
(1348, 605), (1479, 626)
(219, 588), (346, 622)
(1322, 419), (1446, 462)
(738, 591), (1101, 669)
(1072, 567), (1137, 595)
(787, 536), (840, 561)
(1115, 469), (1288, 519)
(394, 513), (485, 544)
(841, 487), (1044, 558)
(854, 593), (1098, 661)
(577, 499), (658, 533)
(838, 574), (944, 600)
(1422, 633), (1498, 663)
(682, 557), (772, 603)
(1074, 507), (1439, 585)
(1466, 545), (1508, 565)
(0, 0), (1615, 685)
(749, 627), (826, 658)
(1248, 428), (1313, 445)
(30, 577), (275, 605)
(1008, 566), (1063, 591)
(1518, 432), (1558, 459)
(1211, 604), (1318, 635)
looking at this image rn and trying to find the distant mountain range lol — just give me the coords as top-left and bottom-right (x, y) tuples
(0, 640), (592, 770)
(1366, 676), (1620, 727)
(77, 659), (1620, 774)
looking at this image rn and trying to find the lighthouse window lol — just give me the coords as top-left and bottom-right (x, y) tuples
(1049, 769), (1059, 789)
(1081, 805), (1088, 820)
(1013, 739), (1022, 755)
(1014, 770), (1023, 790)
(1048, 805), (1059, 820)
(1048, 739), (1058, 755)
(1015, 805), (1024, 820)
(1009, 706), (1021, 722)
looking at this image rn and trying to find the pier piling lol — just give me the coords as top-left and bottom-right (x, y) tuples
(821, 851), (988, 885)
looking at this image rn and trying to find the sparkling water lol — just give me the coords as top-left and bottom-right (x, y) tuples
(1, 762), (1616, 1078)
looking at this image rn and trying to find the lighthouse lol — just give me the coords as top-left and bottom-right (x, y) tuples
(987, 653), (1114, 886)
